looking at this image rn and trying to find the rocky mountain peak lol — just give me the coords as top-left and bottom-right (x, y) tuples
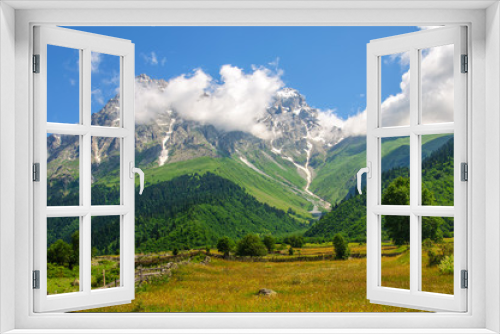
(272, 88), (308, 115)
(48, 74), (344, 185)
(136, 73), (168, 90)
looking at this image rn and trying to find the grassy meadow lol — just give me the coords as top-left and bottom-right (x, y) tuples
(47, 257), (121, 295)
(49, 242), (455, 313)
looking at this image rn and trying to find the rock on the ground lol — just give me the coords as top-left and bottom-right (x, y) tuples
(258, 288), (277, 296)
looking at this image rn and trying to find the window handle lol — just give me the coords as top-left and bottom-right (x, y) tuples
(129, 162), (145, 195)
(357, 162), (371, 195)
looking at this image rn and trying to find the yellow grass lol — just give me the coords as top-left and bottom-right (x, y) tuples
(81, 253), (450, 313)
(381, 247), (410, 290)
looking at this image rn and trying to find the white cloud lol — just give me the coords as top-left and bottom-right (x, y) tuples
(387, 51), (410, 68)
(150, 52), (158, 65)
(135, 65), (284, 139)
(268, 57), (280, 71)
(142, 52), (166, 66)
(102, 72), (120, 86)
(134, 43), (453, 141)
(326, 42), (454, 136)
(91, 52), (101, 73)
(92, 88), (105, 105)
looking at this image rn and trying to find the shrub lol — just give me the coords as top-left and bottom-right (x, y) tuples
(47, 239), (72, 266)
(262, 235), (276, 253)
(333, 233), (350, 260)
(173, 248), (179, 256)
(236, 234), (267, 257)
(427, 242), (454, 267)
(284, 235), (304, 248)
(441, 243), (454, 257)
(217, 237), (235, 257)
(422, 238), (434, 250)
(438, 255), (454, 275)
(427, 249), (442, 267)
(288, 247), (294, 256)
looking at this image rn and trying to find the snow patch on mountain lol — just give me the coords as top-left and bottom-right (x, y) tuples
(158, 117), (176, 167)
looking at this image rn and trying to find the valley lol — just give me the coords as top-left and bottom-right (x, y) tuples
(46, 75), (456, 313)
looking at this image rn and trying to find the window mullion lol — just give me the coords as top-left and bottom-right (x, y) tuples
(409, 47), (420, 294)
(81, 47), (92, 296)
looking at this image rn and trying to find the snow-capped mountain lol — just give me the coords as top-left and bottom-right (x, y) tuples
(47, 74), (348, 211)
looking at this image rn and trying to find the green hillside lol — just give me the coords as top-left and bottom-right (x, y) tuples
(304, 191), (367, 242)
(134, 172), (304, 252)
(48, 173), (305, 253)
(310, 134), (453, 205)
(306, 136), (454, 241)
(241, 149), (307, 190)
(140, 156), (316, 221)
(309, 136), (367, 205)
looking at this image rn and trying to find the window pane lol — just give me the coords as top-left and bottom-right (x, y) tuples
(91, 52), (121, 127)
(422, 134), (454, 206)
(47, 45), (80, 124)
(421, 217), (454, 294)
(420, 44), (454, 124)
(47, 217), (80, 295)
(381, 137), (410, 205)
(91, 136), (120, 205)
(381, 215), (410, 290)
(91, 216), (121, 290)
(47, 133), (80, 206)
(381, 52), (410, 127)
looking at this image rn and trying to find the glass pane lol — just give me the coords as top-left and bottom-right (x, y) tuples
(47, 133), (80, 206)
(91, 136), (120, 206)
(47, 45), (80, 124)
(421, 217), (454, 294)
(91, 216), (121, 290)
(91, 52), (121, 127)
(381, 137), (410, 205)
(420, 44), (454, 124)
(381, 215), (410, 290)
(422, 134), (454, 206)
(381, 52), (410, 127)
(47, 217), (80, 295)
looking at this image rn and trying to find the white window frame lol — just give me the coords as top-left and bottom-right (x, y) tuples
(1, 1), (499, 333)
(33, 26), (136, 312)
(366, 26), (467, 312)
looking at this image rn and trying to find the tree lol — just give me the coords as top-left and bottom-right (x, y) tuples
(235, 234), (267, 257)
(47, 239), (72, 266)
(288, 247), (294, 256)
(333, 233), (350, 260)
(91, 247), (99, 258)
(382, 177), (442, 245)
(262, 235), (276, 253)
(284, 235), (304, 248)
(68, 230), (79, 270)
(217, 237), (234, 257)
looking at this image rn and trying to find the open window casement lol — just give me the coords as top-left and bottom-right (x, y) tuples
(361, 26), (467, 312)
(33, 26), (141, 312)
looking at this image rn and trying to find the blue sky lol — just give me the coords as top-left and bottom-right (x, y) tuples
(48, 26), (418, 124)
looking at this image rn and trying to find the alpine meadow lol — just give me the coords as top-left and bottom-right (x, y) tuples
(45, 26), (456, 312)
